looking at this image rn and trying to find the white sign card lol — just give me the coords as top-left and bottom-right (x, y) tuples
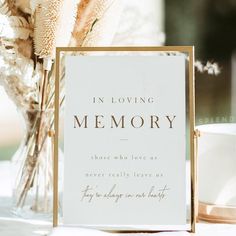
(55, 47), (195, 232)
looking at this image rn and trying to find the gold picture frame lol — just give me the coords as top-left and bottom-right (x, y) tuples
(54, 46), (196, 233)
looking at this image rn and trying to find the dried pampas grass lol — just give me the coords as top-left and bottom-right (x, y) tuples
(0, 0), (11, 16)
(0, 0), (32, 40)
(0, 14), (32, 40)
(16, 38), (33, 59)
(70, 0), (122, 47)
(15, 0), (31, 14)
(0, 43), (41, 109)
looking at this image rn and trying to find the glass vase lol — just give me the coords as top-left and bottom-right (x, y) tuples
(11, 107), (55, 219)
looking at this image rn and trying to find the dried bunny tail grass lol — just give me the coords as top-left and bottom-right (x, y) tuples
(34, 0), (78, 59)
(70, 0), (123, 47)
(0, 14), (32, 40)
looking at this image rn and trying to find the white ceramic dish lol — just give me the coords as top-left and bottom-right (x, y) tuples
(197, 123), (236, 223)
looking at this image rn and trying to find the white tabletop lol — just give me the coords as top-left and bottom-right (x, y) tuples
(0, 161), (236, 236)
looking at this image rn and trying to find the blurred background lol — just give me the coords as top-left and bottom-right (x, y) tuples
(0, 0), (236, 160)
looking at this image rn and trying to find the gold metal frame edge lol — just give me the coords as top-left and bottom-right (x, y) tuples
(54, 46), (196, 233)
